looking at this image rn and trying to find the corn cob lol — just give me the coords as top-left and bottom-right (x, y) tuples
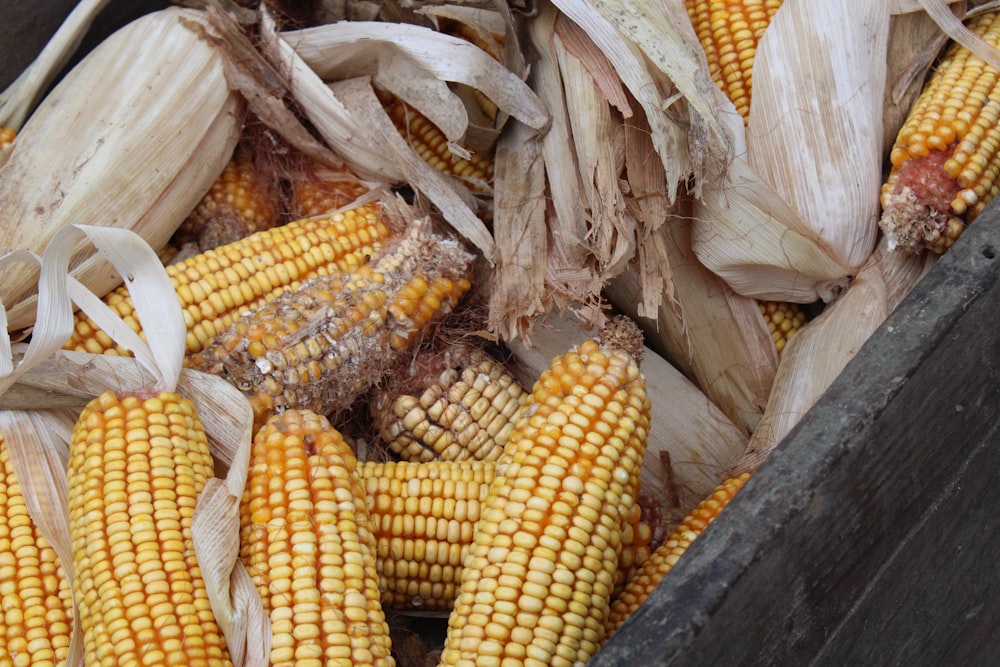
(291, 171), (370, 219)
(0, 433), (73, 667)
(604, 473), (751, 640)
(67, 389), (231, 667)
(240, 409), (394, 666)
(381, 93), (494, 186)
(758, 300), (807, 355)
(370, 346), (529, 463)
(880, 11), (1000, 253)
(174, 146), (281, 251)
(188, 221), (473, 431)
(438, 335), (651, 667)
(360, 459), (655, 613)
(64, 204), (392, 358)
(0, 127), (14, 149)
(685, 0), (785, 123)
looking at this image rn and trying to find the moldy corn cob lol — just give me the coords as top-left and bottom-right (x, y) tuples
(360, 459), (655, 613)
(880, 11), (1000, 253)
(173, 146), (281, 251)
(67, 389), (231, 667)
(603, 473), (751, 639)
(0, 433), (73, 667)
(370, 346), (529, 463)
(188, 221), (473, 431)
(240, 409), (394, 666)
(65, 203), (393, 358)
(438, 330), (651, 667)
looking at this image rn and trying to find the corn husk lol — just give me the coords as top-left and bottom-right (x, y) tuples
(0, 224), (268, 667)
(0, 7), (243, 331)
(732, 238), (937, 475)
(504, 308), (748, 512)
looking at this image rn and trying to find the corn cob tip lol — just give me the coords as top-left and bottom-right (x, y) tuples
(880, 186), (966, 254)
(597, 314), (645, 365)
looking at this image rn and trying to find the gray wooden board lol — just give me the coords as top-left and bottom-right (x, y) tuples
(592, 206), (1000, 666)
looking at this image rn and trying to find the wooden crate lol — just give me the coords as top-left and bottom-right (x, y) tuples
(594, 203), (1000, 665)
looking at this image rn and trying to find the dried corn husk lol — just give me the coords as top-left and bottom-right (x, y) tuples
(505, 309), (748, 511)
(0, 7), (243, 331)
(0, 224), (268, 667)
(732, 238), (936, 474)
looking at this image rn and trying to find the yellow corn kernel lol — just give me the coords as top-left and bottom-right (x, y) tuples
(881, 11), (1000, 253)
(67, 390), (231, 667)
(758, 300), (807, 355)
(359, 459), (655, 613)
(371, 347), (529, 463)
(0, 433), (73, 667)
(685, 0), (784, 123)
(438, 337), (651, 667)
(0, 127), (15, 150)
(240, 409), (394, 666)
(604, 473), (751, 639)
(188, 223), (473, 432)
(64, 203), (393, 357)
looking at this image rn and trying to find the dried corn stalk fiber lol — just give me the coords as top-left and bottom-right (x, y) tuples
(732, 237), (935, 474)
(689, 0), (890, 303)
(505, 309), (748, 511)
(370, 345), (530, 463)
(188, 221), (474, 430)
(0, 7), (243, 332)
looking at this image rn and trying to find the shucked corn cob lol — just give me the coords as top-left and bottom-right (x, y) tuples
(240, 409), (394, 666)
(603, 473), (751, 639)
(174, 146), (281, 251)
(360, 459), (655, 612)
(188, 221), (473, 431)
(0, 433), (73, 667)
(439, 336), (651, 667)
(65, 204), (392, 357)
(881, 11), (1000, 253)
(685, 0), (784, 123)
(67, 389), (231, 666)
(371, 347), (529, 463)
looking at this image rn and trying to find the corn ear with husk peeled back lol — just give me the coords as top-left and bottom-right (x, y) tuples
(687, 0), (890, 303)
(188, 220), (473, 431)
(241, 409), (394, 666)
(880, 10), (1000, 254)
(360, 458), (655, 613)
(604, 473), (751, 640)
(0, 7), (242, 331)
(370, 345), (529, 463)
(64, 198), (393, 358)
(439, 325), (650, 667)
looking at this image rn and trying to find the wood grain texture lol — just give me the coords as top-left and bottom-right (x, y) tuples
(594, 203), (1000, 666)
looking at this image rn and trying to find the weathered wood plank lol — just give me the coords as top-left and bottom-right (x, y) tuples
(593, 206), (1000, 665)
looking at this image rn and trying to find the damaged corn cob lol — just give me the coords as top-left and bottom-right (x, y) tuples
(370, 346), (529, 463)
(438, 333), (651, 667)
(65, 203), (392, 357)
(67, 390), (231, 666)
(240, 409), (394, 666)
(881, 11), (1000, 253)
(685, 0), (785, 123)
(0, 433), (73, 667)
(188, 221), (473, 430)
(758, 300), (807, 355)
(360, 459), (656, 612)
(173, 146), (280, 251)
(603, 473), (751, 640)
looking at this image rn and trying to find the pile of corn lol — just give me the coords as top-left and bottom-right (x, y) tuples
(2, 1), (998, 666)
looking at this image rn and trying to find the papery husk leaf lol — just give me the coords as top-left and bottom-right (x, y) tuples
(549, 0), (712, 200)
(0, 7), (242, 331)
(504, 308), (748, 511)
(0, 0), (111, 129)
(732, 238), (937, 475)
(489, 119), (549, 340)
(0, 225), (267, 666)
(606, 196), (778, 436)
